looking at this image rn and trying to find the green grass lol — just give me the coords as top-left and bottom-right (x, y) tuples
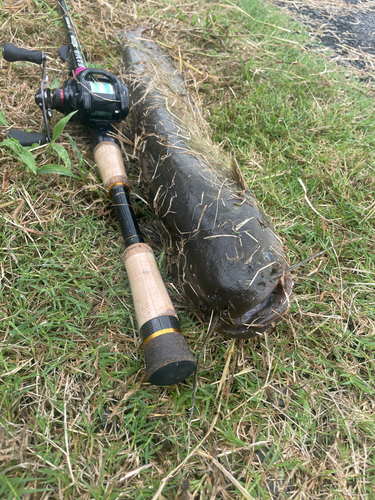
(1, 0), (375, 499)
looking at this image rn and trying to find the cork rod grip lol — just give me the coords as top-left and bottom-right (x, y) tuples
(122, 243), (176, 324)
(122, 244), (196, 386)
(93, 141), (130, 192)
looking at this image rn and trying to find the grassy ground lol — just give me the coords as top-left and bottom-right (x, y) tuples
(1, 0), (375, 499)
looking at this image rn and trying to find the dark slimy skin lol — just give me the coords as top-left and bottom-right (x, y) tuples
(120, 29), (292, 338)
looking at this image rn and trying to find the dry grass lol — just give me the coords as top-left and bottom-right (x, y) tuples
(1, 0), (375, 499)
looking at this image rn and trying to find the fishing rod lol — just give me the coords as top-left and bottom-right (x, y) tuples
(2, 0), (196, 386)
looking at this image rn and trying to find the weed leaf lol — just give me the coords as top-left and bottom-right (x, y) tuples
(0, 138), (19, 154)
(51, 143), (71, 168)
(238, 54), (251, 83)
(52, 111), (77, 142)
(0, 111), (8, 126)
(0, 138), (37, 173)
(37, 164), (79, 178)
(66, 133), (83, 161)
(51, 78), (61, 89)
(18, 151), (37, 174)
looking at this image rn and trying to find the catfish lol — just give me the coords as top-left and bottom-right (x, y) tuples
(119, 29), (292, 339)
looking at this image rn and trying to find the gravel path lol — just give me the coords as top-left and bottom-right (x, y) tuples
(274, 0), (375, 74)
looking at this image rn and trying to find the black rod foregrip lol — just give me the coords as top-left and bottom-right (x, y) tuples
(109, 185), (144, 248)
(2, 43), (43, 64)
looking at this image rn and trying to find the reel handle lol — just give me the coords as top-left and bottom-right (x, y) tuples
(2, 43), (43, 65)
(8, 130), (47, 147)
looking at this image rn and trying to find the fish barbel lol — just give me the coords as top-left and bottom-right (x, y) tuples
(119, 29), (293, 339)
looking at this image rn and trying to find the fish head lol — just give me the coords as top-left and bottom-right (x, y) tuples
(214, 275), (293, 339)
(180, 225), (293, 340)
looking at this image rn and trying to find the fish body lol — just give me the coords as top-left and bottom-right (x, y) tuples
(120, 29), (292, 339)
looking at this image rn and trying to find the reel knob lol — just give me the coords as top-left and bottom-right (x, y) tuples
(2, 43), (43, 65)
(8, 130), (47, 147)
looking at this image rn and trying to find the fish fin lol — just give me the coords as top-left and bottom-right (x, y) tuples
(139, 220), (164, 250)
(229, 152), (249, 192)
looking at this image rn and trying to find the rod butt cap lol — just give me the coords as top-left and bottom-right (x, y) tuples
(144, 331), (196, 386)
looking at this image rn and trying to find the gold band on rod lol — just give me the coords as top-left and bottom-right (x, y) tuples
(107, 181), (130, 197)
(143, 328), (182, 347)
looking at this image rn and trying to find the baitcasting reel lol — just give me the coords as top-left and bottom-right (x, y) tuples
(2, 42), (129, 146)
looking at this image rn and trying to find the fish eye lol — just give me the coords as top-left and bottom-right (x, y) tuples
(197, 300), (207, 311)
(222, 309), (229, 317)
(263, 251), (273, 262)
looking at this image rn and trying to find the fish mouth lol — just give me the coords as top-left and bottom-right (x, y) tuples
(215, 276), (293, 339)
